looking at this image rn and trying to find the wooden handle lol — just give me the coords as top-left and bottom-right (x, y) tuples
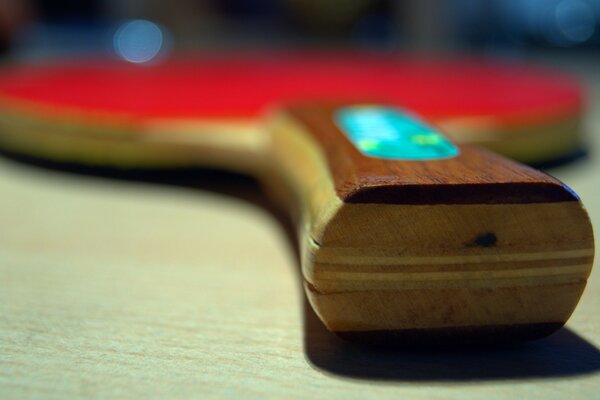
(265, 102), (594, 344)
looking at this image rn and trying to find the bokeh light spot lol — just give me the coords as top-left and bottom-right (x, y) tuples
(114, 20), (164, 64)
(555, 0), (596, 44)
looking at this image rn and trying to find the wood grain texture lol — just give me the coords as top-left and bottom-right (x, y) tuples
(0, 102), (584, 169)
(0, 99), (267, 172)
(268, 103), (594, 342)
(440, 114), (583, 164)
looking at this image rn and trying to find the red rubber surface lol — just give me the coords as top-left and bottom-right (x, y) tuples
(0, 52), (583, 124)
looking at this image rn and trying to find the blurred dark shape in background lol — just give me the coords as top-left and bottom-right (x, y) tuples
(0, 0), (599, 61)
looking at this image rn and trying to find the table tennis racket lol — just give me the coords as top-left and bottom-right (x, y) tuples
(0, 53), (585, 167)
(0, 52), (593, 344)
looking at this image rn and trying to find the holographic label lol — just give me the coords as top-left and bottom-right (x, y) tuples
(335, 106), (459, 160)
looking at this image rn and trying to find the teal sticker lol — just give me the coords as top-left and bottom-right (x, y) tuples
(335, 106), (459, 160)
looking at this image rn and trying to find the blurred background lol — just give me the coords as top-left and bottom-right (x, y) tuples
(1, 0), (599, 61)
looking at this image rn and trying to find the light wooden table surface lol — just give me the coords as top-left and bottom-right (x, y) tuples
(1, 58), (599, 399)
